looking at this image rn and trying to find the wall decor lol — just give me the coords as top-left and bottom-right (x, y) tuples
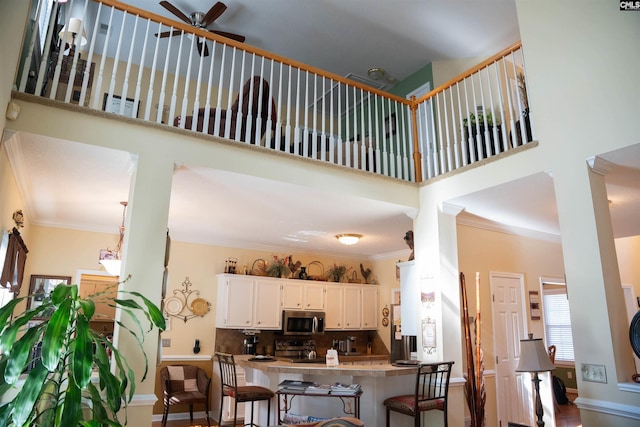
(384, 112), (397, 137)
(163, 276), (210, 322)
(528, 290), (541, 320)
(102, 93), (139, 118)
(27, 275), (72, 311)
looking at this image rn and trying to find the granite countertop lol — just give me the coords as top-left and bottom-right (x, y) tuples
(235, 354), (414, 377)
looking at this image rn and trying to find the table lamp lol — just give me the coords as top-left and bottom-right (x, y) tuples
(516, 334), (556, 427)
(58, 18), (87, 56)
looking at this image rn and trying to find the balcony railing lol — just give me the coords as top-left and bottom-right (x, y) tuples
(15, 0), (534, 183)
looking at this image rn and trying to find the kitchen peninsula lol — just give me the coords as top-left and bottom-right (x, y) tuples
(235, 355), (420, 427)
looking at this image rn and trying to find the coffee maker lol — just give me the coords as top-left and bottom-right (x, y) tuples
(243, 334), (258, 355)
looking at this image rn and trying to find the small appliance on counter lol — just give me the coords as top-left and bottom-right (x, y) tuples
(338, 336), (360, 355)
(275, 339), (325, 363)
(243, 333), (259, 355)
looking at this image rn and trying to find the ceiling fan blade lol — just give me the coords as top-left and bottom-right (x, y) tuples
(210, 29), (245, 43)
(202, 2), (227, 27)
(159, 1), (191, 24)
(155, 29), (182, 38)
(196, 40), (210, 57)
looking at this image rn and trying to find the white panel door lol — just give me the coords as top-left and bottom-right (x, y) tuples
(490, 272), (530, 427)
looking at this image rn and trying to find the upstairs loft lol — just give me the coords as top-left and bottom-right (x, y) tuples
(14, 0), (536, 183)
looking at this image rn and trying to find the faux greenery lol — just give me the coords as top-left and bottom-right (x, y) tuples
(0, 278), (165, 426)
(266, 255), (292, 278)
(462, 112), (498, 128)
(326, 264), (350, 282)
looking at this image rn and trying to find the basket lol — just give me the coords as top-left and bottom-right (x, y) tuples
(251, 259), (267, 276)
(306, 261), (325, 281)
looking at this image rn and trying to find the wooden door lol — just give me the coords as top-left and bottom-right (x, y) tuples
(304, 283), (325, 310)
(343, 286), (361, 329)
(361, 287), (378, 329)
(325, 285), (344, 329)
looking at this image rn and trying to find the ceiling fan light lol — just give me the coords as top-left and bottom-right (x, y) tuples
(336, 233), (362, 245)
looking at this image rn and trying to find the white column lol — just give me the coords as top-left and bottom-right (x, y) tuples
(114, 151), (174, 426)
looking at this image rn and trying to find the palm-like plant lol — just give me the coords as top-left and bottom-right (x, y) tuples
(0, 278), (165, 426)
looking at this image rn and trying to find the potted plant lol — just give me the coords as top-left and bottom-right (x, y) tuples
(462, 111), (504, 161)
(512, 72), (532, 147)
(0, 277), (165, 426)
(326, 264), (351, 283)
(266, 255), (292, 278)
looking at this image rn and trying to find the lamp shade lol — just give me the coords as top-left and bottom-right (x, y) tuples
(516, 336), (556, 373)
(59, 18), (87, 46)
(99, 259), (121, 276)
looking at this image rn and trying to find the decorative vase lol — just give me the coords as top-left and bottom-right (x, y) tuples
(299, 267), (308, 280)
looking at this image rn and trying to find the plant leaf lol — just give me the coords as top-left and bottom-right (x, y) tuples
(50, 284), (73, 305)
(128, 291), (166, 330)
(41, 298), (72, 370)
(5, 325), (44, 383)
(60, 376), (82, 427)
(0, 298), (23, 332)
(71, 315), (92, 388)
(79, 298), (96, 320)
(10, 362), (49, 426)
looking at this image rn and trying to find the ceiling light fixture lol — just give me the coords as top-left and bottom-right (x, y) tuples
(99, 201), (127, 276)
(336, 233), (362, 246)
(367, 67), (386, 81)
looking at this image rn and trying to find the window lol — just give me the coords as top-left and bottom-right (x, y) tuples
(38, 0), (55, 54)
(543, 283), (574, 362)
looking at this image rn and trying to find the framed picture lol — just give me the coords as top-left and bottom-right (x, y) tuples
(27, 275), (72, 311)
(384, 112), (397, 138)
(102, 93), (139, 118)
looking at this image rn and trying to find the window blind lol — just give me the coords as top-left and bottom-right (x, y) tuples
(543, 290), (575, 362)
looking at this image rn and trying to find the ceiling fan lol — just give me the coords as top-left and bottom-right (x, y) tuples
(156, 1), (246, 57)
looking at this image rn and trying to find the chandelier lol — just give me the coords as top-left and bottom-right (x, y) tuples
(99, 201), (127, 276)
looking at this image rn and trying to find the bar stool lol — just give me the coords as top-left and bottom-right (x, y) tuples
(215, 352), (274, 426)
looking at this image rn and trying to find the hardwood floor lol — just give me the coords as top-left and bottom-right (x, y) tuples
(555, 392), (582, 427)
(152, 418), (216, 427)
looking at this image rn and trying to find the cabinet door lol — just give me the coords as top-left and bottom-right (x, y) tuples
(253, 279), (282, 329)
(325, 285), (344, 329)
(361, 286), (378, 329)
(343, 287), (361, 329)
(281, 282), (304, 309)
(304, 283), (325, 310)
(223, 277), (254, 327)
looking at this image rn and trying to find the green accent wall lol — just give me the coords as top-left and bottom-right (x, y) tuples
(389, 63), (434, 98)
(554, 366), (577, 390)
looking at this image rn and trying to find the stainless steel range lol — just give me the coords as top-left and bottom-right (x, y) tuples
(275, 339), (325, 363)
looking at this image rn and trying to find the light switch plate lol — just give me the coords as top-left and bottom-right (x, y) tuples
(162, 338), (171, 347)
(581, 363), (607, 383)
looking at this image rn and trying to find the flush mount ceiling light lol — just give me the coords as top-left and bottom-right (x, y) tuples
(336, 233), (363, 246)
(367, 67), (386, 80)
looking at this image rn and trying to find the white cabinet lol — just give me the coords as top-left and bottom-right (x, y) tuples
(217, 275), (282, 329)
(361, 286), (378, 329)
(326, 284), (378, 331)
(343, 286), (362, 329)
(281, 281), (325, 310)
(325, 284), (344, 329)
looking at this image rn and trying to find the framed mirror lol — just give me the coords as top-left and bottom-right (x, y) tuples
(27, 275), (72, 312)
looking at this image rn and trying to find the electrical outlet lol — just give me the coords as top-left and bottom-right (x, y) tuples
(567, 371), (572, 379)
(581, 363), (607, 383)
(162, 338), (171, 347)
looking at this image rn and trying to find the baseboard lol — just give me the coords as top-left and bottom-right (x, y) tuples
(574, 396), (640, 421)
(151, 411), (211, 422)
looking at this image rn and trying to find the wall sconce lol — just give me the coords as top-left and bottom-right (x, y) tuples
(336, 233), (362, 245)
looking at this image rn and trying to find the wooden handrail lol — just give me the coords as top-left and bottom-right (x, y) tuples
(412, 41), (523, 106)
(102, 0), (410, 104)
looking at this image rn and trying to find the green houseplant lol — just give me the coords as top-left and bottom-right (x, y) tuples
(462, 111), (504, 160)
(0, 278), (165, 426)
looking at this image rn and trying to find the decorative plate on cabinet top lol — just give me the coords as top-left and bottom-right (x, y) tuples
(164, 296), (183, 316)
(191, 298), (210, 316)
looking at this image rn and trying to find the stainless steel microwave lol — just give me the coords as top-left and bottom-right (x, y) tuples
(282, 310), (325, 335)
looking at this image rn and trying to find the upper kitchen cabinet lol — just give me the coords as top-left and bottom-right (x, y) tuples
(326, 284), (378, 331)
(217, 274), (281, 329)
(282, 281), (325, 310)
